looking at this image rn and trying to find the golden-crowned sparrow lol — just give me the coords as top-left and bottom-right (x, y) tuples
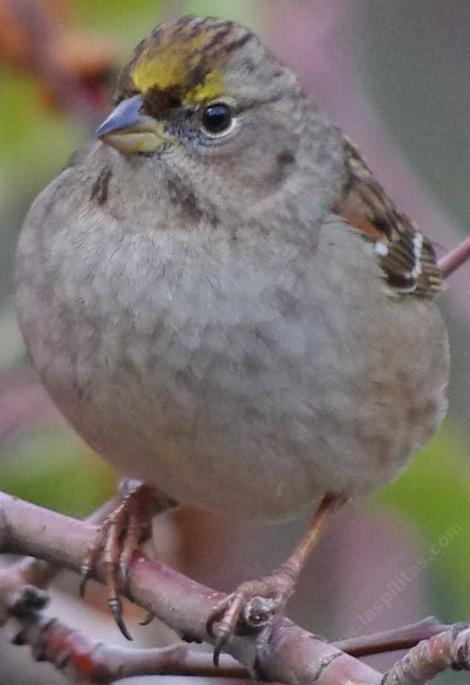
(16, 16), (449, 658)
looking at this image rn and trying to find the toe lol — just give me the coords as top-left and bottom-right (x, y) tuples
(208, 576), (294, 666)
(209, 593), (247, 666)
(109, 594), (133, 641)
(79, 484), (176, 640)
(206, 596), (231, 638)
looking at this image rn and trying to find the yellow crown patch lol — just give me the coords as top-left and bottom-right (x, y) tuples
(132, 26), (225, 103)
(130, 16), (250, 105)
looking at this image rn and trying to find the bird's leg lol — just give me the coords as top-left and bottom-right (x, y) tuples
(80, 479), (177, 639)
(207, 493), (342, 665)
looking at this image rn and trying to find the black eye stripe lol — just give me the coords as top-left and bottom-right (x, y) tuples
(202, 102), (233, 135)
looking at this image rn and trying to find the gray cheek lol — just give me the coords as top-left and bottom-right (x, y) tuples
(238, 122), (298, 182)
(199, 126), (298, 202)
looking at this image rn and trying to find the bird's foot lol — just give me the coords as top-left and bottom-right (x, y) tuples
(207, 494), (341, 665)
(207, 570), (295, 665)
(80, 479), (176, 639)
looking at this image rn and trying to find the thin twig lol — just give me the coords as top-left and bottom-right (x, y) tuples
(13, 611), (249, 684)
(334, 617), (452, 658)
(0, 493), (121, 619)
(382, 624), (470, 684)
(0, 554), (250, 682)
(438, 236), (470, 279)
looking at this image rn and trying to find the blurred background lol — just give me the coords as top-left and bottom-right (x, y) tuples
(0, 1), (469, 683)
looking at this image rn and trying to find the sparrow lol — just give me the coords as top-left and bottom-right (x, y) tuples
(16, 15), (449, 661)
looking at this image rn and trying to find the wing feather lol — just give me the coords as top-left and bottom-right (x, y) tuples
(335, 136), (443, 298)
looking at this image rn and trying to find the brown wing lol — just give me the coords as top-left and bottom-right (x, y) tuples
(335, 136), (443, 297)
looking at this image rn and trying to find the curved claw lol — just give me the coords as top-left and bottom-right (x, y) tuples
(109, 595), (133, 641)
(140, 611), (155, 627)
(213, 611), (239, 667)
(213, 641), (223, 668)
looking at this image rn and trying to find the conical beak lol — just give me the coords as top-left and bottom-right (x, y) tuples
(96, 95), (170, 154)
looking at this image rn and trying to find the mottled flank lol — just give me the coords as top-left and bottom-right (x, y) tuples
(90, 166), (112, 205)
(117, 16), (253, 113)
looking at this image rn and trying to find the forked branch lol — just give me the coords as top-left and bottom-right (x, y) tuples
(0, 492), (469, 684)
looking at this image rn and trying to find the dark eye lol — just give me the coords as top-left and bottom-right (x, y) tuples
(201, 102), (233, 135)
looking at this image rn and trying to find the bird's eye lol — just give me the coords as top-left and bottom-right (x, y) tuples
(201, 102), (234, 136)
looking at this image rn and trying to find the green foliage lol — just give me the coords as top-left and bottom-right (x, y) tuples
(376, 425), (470, 616)
(76, 0), (259, 43)
(0, 431), (116, 517)
(182, 0), (260, 26)
(0, 73), (81, 183)
(76, 0), (165, 43)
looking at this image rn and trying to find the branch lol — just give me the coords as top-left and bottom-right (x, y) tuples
(0, 492), (382, 684)
(0, 572), (453, 684)
(383, 624), (470, 684)
(335, 617), (452, 658)
(0, 493), (469, 684)
(438, 236), (470, 279)
(12, 611), (247, 684)
(0, 551), (248, 683)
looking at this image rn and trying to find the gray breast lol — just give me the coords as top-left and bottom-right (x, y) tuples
(16, 175), (449, 519)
